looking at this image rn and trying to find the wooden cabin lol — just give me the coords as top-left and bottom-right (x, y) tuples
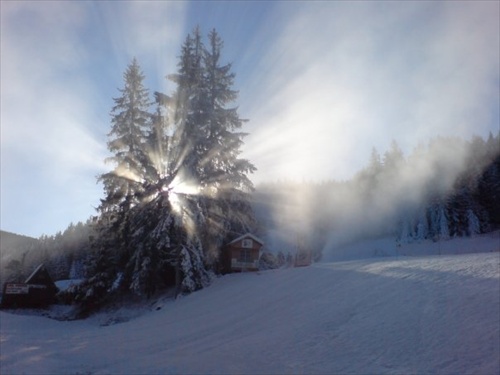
(1, 264), (58, 308)
(222, 233), (264, 273)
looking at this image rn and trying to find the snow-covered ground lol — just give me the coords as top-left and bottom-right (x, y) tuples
(1, 234), (499, 374)
(323, 230), (500, 262)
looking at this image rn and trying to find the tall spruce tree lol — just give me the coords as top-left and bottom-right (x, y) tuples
(167, 27), (206, 181)
(75, 59), (154, 306)
(99, 57), (153, 272)
(100, 58), (153, 212)
(163, 27), (256, 265)
(199, 28), (256, 260)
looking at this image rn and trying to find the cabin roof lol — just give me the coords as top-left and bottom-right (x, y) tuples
(25, 263), (55, 286)
(227, 233), (264, 246)
(25, 263), (45, 283)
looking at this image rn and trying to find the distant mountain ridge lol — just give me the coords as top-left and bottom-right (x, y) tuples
(0, 230), (38, 252)
(1, 230), (39, 285)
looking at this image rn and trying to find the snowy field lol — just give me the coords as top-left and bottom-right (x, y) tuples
(1, 236), (499, 374)
(322, 230), (500, 262)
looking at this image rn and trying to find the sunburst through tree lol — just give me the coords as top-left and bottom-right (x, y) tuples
(75, 28), (256, 309)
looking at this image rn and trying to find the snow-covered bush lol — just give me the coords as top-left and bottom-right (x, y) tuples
(259, 252), (279, 270)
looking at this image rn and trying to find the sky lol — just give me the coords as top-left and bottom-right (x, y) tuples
(1, 1), (499, 238)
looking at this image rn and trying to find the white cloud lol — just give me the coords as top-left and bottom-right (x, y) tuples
(242, 1), (499, 183)
(0, 2), (107, 235)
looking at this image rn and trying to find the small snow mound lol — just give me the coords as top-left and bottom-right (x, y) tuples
(55, 279), (84, 292)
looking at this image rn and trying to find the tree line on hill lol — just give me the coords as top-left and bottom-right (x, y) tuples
(5, 129), (497, 296)
(0, 224), (91, 290)
(3, 135), (498, 311)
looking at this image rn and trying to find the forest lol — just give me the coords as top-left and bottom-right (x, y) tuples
(1, 27), (499, 315)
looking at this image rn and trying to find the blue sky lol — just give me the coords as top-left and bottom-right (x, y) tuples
(1, 1), (499, 238)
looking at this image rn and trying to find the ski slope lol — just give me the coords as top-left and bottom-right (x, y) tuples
(1, 245), (499, 374)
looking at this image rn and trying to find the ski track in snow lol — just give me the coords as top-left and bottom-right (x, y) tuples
(1, 248), (499, 374)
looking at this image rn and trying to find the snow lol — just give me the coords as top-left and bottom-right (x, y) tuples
(1, 235), (499, 374)
(323, 230), (500, 262)
(54, 279), (83, 292)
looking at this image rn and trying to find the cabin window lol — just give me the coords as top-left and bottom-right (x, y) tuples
(242, 239), (253, 248)
(239, 249), (253, 263)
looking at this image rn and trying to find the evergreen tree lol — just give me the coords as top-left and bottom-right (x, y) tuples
(74, 59), (154, 307)
(101, 58), (154, 257)
(368, 148), (383, 177)
(478, 134), (500, 226)
(381, 140), (405, 203)
(466, 209), (481, 236)
(353, 147), (384, 218)
(198, 28), (256, 260)
(415, 208), (429, 241)
(162, 27), (256, 265)
(5, 258), (26, 282)
(99, 58), (153, 213)
(383, 140), (405, 172)
(428, 201), (450, 241)
(167, 27), (206, 181)
(73, 244), (119, 314)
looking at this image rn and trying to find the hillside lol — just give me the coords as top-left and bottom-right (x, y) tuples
(1, 237), (498, 374)
(0, 230), (38, 254)
(0, 230), (39, 283)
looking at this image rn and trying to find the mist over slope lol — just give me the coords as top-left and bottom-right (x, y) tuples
(253, 134), (500, 258)
(0, 230), (38, 260)
(1, 244), (498, 374)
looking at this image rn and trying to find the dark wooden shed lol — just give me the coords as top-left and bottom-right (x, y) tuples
(1, 264), (58, 308)
(222, 233), (264, 273)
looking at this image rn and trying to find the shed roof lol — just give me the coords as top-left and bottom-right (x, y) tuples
(227, 233), (264, 246)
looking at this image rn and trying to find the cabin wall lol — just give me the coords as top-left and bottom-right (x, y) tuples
(1, 283), (57, 308)
(1, 265), (58, 308)
(229, 247), (260, 271)
(221, 235), (264, 273)
(224, 244), (261, 272)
